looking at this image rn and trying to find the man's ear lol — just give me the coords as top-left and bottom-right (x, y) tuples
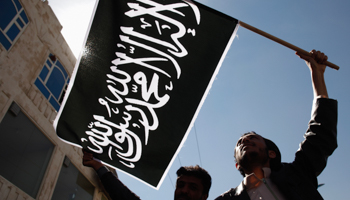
(268, 150), (276, 159)
(235, 163), (240, 170)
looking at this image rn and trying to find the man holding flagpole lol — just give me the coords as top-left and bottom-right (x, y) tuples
(215, 50), (338, 200)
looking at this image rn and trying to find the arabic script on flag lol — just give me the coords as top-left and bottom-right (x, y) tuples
(54, 0), (238, 188)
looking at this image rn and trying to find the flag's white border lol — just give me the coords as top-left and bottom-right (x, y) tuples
(53, 0), (240, 190)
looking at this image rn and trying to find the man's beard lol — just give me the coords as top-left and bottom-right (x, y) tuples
(238, 149), (269, 171)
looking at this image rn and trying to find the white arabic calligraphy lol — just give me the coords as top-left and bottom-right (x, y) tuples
(83, 0), (201, 168)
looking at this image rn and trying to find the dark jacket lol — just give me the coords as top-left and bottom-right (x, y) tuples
(97, 167), (141, 200)
(215, 98), (338, 200)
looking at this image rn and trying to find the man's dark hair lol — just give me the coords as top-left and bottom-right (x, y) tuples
(234, 131), (282, 177)
(176, 165), (212, 196)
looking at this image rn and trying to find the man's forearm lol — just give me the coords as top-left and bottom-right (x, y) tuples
(100, 172), (141, 200)
(311, 70), (328, 99)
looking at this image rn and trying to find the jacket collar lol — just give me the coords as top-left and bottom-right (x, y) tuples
(243, 168), (271, 190)
(235, 181), (245, 196)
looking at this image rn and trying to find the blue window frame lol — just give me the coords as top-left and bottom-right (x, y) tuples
(35, 54), (70, 111)
(0, 0), (29, 51)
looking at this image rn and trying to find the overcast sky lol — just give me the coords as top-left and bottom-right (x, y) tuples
(49, 0), (350, 199)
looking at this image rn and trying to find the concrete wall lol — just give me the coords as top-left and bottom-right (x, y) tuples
(0, 0), (108, 199)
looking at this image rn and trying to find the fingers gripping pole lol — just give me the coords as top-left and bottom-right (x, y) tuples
(239, 21), (339, 70)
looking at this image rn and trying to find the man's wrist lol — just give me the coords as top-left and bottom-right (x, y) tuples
(316, 95), (328, 99)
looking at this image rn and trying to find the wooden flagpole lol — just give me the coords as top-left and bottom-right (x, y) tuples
(239, 21), (339, 70)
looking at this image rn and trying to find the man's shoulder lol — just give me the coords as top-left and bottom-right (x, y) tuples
(215, 183), (250, 200)
(215, 188), (236, 200)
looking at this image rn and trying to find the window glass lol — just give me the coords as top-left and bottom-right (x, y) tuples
(0, 103), (55, 198)
(39, 66), (49, 81)
(20, 10), (28, 23)
(46, 59), (52, 68)
(0, 0), (29, 50)
(49, 97), (60, 111)
(16, 17), (24, 28)
(7, 23), (20, 41)
(47, 67), (66, 99)
(35, 78), (50, 99)
(0, 31), (11, 50)
(35, 54), (70, 111)
(13, 0), (22, 11)
(51, 157), (94, 200)
(0, 1), (17, 30)
(56, 60), (68, 78)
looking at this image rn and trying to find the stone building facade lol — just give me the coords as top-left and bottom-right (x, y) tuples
(0, 0), (109, 199)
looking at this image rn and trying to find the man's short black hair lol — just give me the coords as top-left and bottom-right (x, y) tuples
(234, 131), (282, 177)
(176, 165), (212, 196)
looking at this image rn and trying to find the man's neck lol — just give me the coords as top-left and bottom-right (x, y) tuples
(243, 160), (271, 179)
(244, 167), (265, 179)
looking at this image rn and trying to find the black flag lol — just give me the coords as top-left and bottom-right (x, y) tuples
(54, 0), (238, 188)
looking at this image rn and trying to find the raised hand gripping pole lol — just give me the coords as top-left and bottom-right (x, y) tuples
(239, 21), (339, 70)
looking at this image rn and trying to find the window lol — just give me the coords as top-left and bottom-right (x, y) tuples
(35, 54), (70, 111)
(0, 102), (55, 198)
(51, 157), (95, 200)
(0, 0), (29, 50)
